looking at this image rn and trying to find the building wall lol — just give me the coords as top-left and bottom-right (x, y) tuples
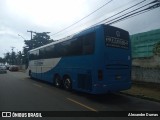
(131, 29), (160, 58)
(132, 67), (160, 84)
(131, 29), (160, 83)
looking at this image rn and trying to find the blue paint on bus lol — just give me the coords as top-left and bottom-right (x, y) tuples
(28, 24), (131, 94)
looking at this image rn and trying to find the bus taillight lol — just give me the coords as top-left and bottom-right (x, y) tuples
(98, 70), (103, 80)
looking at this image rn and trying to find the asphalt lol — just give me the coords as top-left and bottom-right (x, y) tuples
(1, 71), (160, 120)
(20, 70), (160, 103)
(15, 70), (160, 103)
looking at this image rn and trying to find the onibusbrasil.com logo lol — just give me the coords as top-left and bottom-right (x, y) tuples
(1, 112), (42, 118)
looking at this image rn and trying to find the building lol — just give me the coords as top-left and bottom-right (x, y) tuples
(131, 29), (160, 68)
(131, 29), (160, 58)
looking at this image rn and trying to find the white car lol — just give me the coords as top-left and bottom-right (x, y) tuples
(0, 65), (7, 73)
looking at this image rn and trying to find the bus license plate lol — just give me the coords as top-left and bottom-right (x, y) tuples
(116, 75), (121, 80)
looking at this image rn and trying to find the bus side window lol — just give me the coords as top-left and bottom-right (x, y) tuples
(44, 46), (50, 58)
(29, 53), (34, 60)
(39, 48), (45, 59)
(70, 38), (83, 56)
(83, 32), (95, 55)
(30, 50), (39, 60)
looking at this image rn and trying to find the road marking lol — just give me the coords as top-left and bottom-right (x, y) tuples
(67, 98), (97, 112)
(33, 83), (42, 88)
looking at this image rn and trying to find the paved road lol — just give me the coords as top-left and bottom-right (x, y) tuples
(0, 71), (160, 119)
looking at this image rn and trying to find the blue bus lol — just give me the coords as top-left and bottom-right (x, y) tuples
(28, 24), (131, 94)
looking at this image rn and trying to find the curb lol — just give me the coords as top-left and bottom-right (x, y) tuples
(120, 92), (160, 103)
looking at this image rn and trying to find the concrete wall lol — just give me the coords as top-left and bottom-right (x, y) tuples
(132, 55), (160, 68)
(132, 66), (160, 83)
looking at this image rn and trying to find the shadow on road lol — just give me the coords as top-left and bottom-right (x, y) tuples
(27, 77), (131, 105)
(69, 91), (131, 105)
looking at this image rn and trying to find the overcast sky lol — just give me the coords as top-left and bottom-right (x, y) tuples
(0, 0), (160, 57)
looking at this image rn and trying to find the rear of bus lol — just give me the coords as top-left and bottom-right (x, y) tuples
(94, 25), (131, 94)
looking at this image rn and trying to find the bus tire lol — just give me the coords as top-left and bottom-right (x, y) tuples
(54, 75), (62, 88)
(63, 76), (72, 91)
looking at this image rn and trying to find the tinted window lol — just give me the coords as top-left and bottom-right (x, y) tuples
(105, 26), (129, 49)
(83, 32), (95, 54)
(29, 32), (95, 60)
(53, 38), (83, 57)
(29, 50), (39, 60)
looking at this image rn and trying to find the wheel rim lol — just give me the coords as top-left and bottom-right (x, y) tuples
(64, 78), (71, 90)
(55, 77), (61, 87)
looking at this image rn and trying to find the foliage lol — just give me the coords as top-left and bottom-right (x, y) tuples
(24, 32), (53, 50)
(153, 41), (160, 56)
(23, 32), (53, 68)
(2, 32), (53, 68)
(0, 57), (5, 64)
(3, 51), (24, 65)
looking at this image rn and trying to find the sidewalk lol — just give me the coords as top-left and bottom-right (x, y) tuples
(121, 81), (160, 102)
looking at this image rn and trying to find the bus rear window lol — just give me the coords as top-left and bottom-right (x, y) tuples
(106, 36), (128, 49)
(105, 26), (129, 49)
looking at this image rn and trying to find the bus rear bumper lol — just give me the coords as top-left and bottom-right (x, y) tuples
(92, 82), (131, 94)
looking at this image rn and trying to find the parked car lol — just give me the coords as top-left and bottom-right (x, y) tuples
(0, 65), (7, 73)
(9, 65), (19, 71)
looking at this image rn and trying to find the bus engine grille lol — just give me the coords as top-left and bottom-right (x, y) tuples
(77, 74), (92, 91)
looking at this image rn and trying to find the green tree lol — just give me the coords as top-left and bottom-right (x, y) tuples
(24, 32), (53, 50)
(22, 46), (29, 68)
(0, 57), (5, 64)
(153, 41), (160, 56)
(11, 51), (16, 65)
(4, 52), (11, 65)
(23, 32), (53, 68)
(16, 51), (23, 65)
(4, 51), (20, 65)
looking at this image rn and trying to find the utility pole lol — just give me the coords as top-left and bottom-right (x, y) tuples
(27, 30), (36, 40)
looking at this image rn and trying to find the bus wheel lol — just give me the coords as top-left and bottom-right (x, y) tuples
(63, 76), (72, 91)
(54, 75), (62, 88)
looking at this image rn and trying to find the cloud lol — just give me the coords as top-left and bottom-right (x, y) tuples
(0, 0), (160, 57)
(114, 7), (160, 35)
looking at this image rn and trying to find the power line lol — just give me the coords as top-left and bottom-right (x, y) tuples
(51, 0), (146, 37)
(105, 0), (158, 24)
(108, 5), (157, 25)
(51, 0), (113, 36)
(87, 0), (160, 27)
(51, 0), (160, 38)
(67, 0), (147, 34)
(106, 0), (160, 25)
(51, 0), (142, 39)
(94, 0), (147, 25)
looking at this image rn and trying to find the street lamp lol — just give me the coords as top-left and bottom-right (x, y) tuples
(18, 34), (26, 40)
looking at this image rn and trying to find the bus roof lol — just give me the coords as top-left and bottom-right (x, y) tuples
(29, 24), (104, 52)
